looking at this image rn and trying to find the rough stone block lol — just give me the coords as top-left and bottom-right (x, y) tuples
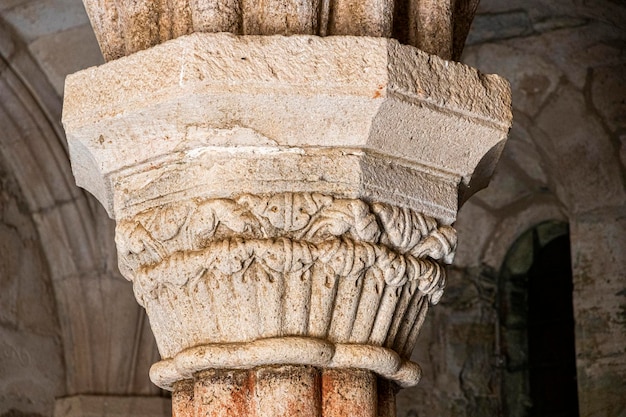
(63, 33), (511, 224)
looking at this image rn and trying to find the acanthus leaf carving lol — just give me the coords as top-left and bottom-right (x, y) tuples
(116, 192), (456, 273)
(115, 193), (454, 361)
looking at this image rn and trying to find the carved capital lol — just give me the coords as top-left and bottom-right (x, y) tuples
(62, 33), (511, 395)
(114, 192), (455, 389)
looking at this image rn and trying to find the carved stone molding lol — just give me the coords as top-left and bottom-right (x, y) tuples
(117, 192), (456, 280)
(114, 193), (455, 389)
(63, 34), (512, 224)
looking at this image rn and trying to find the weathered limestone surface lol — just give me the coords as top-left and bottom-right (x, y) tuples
(0, 0), (103, 95)
(122, 192), (454, 390)
(63, 33), (510, 224)
(0, 163), (64, 417)
(571, 213), (626, 417)
(1, 0), (625, 415)
(0, 19), (167, 416)
(63, 30), (511, 415)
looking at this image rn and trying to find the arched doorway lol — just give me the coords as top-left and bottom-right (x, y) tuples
(499, 221), (580, 417)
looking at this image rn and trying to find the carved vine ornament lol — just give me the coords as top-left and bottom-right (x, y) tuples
(115, 192), (457, 389)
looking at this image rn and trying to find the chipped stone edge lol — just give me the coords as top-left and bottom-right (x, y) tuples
(63, 32), (511, 131)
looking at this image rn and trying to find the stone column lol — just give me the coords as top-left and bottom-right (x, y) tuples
(63, 5), (511, 416)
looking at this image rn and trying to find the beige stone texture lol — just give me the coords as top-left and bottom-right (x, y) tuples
(9, 0), (626, 416)
(63, 33), (511, 224)
(412, 0), (453, 59)
(61, 30), (511, 411)
(124, 192), (449, 390)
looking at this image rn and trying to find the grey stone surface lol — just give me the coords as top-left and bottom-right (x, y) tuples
(54, 395), (171, 417)
(534, 84), (625, 213)
(501, 116), (548, 185)
(505, 21), (626, 89)
(621, 133), (626, 170)
(590, 63), (626, 133)
(1, 0), (89, 42)
(397, 267), (500, 417)
(471, 158), (534, 210)
(0, 21), (164, 410)
(29, 24), (103, 95)
(453, 201), (498, 268)
(571, 212), (626, 416)
(466, 11), (532, 45)
(463, 43), (562, 117)
(0, 165), (64, 417)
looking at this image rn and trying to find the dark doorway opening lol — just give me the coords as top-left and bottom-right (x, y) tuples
(499, 222), (580, 417)
(527, 234), (579, 417)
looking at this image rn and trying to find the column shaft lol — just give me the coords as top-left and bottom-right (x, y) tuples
(321, 369), (378, 417)
(172, 366), (395, 417)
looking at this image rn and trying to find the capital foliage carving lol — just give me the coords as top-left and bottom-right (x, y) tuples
(117, 192), (456, 304)
(114, 192), (456, 388)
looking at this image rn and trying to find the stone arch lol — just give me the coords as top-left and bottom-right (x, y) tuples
(0, 141), (65, 415)
(461, 21), (626, 415)
(497, 220), (579, 417)
(482, 195), (567, 272)
(0, 21), (160, 398)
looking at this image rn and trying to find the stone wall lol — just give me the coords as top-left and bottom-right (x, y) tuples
(0, 8), (168, 415)
(397, 0), (626, 416)
(0, 164), (64, 416)
(0, 0), (103, 95)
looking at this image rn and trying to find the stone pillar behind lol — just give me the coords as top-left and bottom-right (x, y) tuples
(81, 0), (478, 61)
